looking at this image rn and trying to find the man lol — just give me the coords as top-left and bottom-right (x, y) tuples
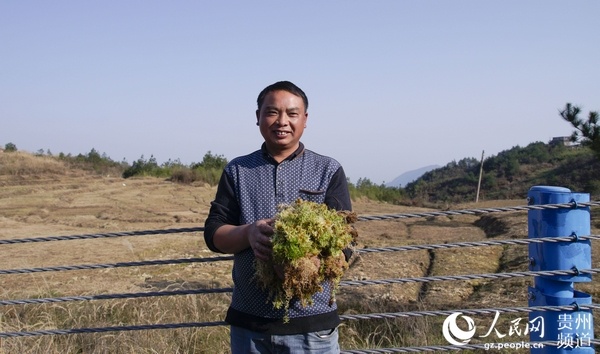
(204, 81), (352, 353)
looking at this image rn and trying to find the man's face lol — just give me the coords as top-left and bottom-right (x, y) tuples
(256, 90), (307, 159)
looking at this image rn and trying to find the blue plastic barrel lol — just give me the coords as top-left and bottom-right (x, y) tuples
(527, 186), (594, 353)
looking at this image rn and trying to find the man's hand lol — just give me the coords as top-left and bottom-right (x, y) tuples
(248, 218), (274, 261)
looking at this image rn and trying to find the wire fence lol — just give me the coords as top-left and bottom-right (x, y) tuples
(0, 200), (598, 352)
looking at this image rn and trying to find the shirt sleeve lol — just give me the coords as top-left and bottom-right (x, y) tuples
(325, 166), (355, 262)
(324, 166), (352, 211)
(204, 170), (240, 253)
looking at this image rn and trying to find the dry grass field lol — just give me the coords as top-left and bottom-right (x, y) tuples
(1, 152), (599, 353)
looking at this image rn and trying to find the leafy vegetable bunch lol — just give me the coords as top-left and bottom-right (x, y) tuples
(255, 199), (357, 322)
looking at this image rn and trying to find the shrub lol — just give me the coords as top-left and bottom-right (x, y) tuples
(4, 142), (17, 152)
(171, 168), (194, 184)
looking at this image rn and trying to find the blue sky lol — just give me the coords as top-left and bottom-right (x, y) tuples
(2, 1), (599, 184)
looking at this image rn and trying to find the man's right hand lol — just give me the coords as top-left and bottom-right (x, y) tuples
(248, 219), (274, 261)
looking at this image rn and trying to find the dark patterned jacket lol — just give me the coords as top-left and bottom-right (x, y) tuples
(204, 142), (352, 334)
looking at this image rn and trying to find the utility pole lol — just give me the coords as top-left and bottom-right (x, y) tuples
(475, 150), (484, 203)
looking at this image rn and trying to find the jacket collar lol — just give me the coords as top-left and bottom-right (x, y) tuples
(261, 142), (305, 163)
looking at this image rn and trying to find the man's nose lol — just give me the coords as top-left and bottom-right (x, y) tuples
(276, 114), (289, 126)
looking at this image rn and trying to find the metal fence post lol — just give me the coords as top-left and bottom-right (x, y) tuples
(528, 186), (594, 353)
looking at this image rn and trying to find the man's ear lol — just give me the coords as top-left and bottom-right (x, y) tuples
(256, 110), (260, 126)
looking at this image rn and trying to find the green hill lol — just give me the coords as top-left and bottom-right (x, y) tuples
(405, 141), (600, 203)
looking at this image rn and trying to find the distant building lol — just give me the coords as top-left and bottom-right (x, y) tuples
(550, 136), (576, 147)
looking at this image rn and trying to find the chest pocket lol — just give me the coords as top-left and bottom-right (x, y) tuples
(298, 189), (326, 204)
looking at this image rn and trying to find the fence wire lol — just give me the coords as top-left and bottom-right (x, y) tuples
(1, 200), (599, 352)
(1, 200), (598, 246)
(2, 235), (598, 276)
(0, 268), (600, 306)
(2, 267), (598, 308)
(1, 303), (599, 339)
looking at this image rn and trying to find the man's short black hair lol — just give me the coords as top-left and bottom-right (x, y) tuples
(256, 81), (309, 111)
